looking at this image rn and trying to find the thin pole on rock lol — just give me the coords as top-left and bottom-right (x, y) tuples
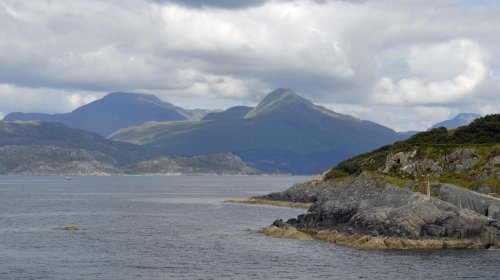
(426, 174), (430, 197)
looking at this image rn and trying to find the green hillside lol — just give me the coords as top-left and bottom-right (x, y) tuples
(324, 114), (500, 194)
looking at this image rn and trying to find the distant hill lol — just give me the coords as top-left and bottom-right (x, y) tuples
(3, 92), (213, 136)
(0, 120), (257, 175)
(0, 120), (148, 174)
(397, 130), (419, 138)
(125, 153), (259, 175)
(394, 113), (482, 140)
(324, 114), (500, 194)
(111, 89), (403, 174)
(428, 113), (481, 130)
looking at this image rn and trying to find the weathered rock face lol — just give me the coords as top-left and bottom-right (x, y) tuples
(266, 173), (499, 249)
(444, 149), (480, 173)
(436, 184), (500, 220)
(380, 150), (444, 177)
(490, 156), (500, 166)
(381, 150), (416, 173)
(259, 178), (336, 203)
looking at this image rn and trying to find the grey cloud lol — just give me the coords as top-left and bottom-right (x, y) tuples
(150, 0), (361, 9)
(0, 0), (499, 131)
(150, 0), (268, 9)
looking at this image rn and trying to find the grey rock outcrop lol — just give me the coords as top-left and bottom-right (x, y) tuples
(381, 151), (416, 173)
(490, 156), (500, 166)
(380, 150), (443, 177)
(380, 148), (485, 178)
(444, 149), (480, 173)
(436, 184), (500, 220)
(265, 173), (499, 248)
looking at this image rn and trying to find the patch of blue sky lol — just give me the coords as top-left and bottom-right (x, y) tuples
(375, 57), (412, 80)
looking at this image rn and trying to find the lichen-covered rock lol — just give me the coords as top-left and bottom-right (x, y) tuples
(490, 156), (500, 166)
(400, 160), (443, 177)
(381, 151), (416, 173)
(379, 148), (487, 178)
(380, 150), (443, 177)
(444, 148), (480, 173)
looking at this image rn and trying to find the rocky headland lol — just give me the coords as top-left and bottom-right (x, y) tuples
(260, 173), (499, 249)
(256, 115), (500, 249)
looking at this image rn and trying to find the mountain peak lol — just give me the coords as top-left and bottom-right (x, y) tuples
(429, 112), (481, 130)
(102, 92), (164, 104)
(263, 88), (300, 101)
(244, 88), (355, 122)
(245, 88), (311, 118)
(455, 112), (481, 119)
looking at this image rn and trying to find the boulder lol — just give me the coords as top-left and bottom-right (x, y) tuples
(63, 225), (79, 230)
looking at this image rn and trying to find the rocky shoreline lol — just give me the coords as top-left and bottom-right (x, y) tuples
(263, 225), (485, 249)
(257, 173), (500, 249)
(224, 198), (312, 208)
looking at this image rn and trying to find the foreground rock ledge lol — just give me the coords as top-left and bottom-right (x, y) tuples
(263, 225), (495, 249)
(258, 173), (500, 249)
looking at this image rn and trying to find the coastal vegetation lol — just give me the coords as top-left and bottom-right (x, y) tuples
(324, 114), (500, 195)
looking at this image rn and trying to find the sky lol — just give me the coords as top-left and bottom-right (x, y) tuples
(0, 0), (499, 131)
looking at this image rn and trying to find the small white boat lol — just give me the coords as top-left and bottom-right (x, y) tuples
(65, 176), (72, 181)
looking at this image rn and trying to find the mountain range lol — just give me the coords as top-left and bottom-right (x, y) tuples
(110, 89), (403, 174)
(3, 92), (214, 136)
(4, 88), (481, 175)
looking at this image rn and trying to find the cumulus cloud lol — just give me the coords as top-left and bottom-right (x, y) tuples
(373, 39), (490, 105)
(0, 83), (99, 114)
(0, 0), (499, 130)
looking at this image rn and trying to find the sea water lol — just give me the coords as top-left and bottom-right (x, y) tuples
(0, 176), (499, 280)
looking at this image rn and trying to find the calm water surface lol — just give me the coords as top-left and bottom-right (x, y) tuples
(0, 176), (499, 280)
